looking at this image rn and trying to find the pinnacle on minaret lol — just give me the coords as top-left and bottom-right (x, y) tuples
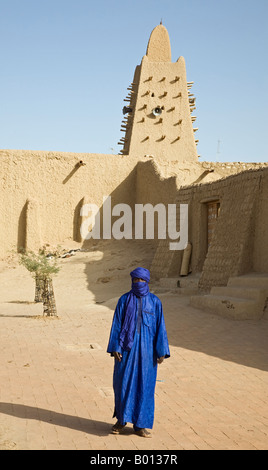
(146, 24), (171, 62)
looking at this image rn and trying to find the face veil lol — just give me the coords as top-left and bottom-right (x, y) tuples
(119, 267), (150, 351)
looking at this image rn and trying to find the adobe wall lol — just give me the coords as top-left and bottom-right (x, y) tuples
(1, 148), (267, 263)
(253, 169), (268, 272)
(150, 167), (268, 286)
(197, 169), (264, 289)
(0, 150), (199, 258)
(0, 149), (139, 258)
(0, 150), (197, 258)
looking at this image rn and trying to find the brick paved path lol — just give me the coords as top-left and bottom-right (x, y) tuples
(0, 251), (268, 450)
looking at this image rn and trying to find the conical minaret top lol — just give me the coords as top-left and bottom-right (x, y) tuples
(119, 24), (199, 163)
(146, 24), (172, 62)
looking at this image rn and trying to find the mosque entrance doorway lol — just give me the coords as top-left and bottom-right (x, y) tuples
(207, 201), (220, 250)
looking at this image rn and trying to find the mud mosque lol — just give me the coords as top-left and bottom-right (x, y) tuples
(1, 24), (268, 320)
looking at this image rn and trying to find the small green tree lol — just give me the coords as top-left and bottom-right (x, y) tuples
(19, 250), (60, 317)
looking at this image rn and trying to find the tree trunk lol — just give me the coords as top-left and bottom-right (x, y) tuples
(42, 276), (57, 316)
(34, 274), (44, 302)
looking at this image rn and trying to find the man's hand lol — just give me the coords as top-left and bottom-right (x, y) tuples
(113, 352), (122, 362)
(157, 356), (165, 364)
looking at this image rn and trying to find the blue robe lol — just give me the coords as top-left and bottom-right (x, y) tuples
(107, 291), (170, 429)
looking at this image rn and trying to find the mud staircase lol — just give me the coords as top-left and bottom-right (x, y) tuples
(190, 273), (268, 320)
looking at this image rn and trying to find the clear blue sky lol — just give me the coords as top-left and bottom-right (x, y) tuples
(1, 0), (267, 162)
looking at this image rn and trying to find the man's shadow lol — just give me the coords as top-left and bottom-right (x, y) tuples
(0, 402), (111, 436)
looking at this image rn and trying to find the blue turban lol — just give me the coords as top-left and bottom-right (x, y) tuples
(119, 267), (150, 351)
(130, 267), (150, 283)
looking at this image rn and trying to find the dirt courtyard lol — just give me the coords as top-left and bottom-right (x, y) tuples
(0, 239), (268, 450)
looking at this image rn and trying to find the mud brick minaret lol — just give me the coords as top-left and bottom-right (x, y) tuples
(118, 23), (199, 163)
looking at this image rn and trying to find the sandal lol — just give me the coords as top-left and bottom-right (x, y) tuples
(111, 420), (126, 434)
(135, 428), (152, 438)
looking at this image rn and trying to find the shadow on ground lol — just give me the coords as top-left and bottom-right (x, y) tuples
(161, 295), (268, 372)
(0, 403), (111, 437)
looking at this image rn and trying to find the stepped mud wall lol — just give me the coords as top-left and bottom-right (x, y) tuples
(150, 167), (268, 288)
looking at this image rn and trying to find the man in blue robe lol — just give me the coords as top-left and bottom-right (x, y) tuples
(107, 267), (170, 438)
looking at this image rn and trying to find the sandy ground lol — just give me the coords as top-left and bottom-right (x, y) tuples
(0, 238), (268, 450)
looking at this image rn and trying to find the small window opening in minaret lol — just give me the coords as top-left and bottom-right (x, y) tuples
(151, 93), (155, 97)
